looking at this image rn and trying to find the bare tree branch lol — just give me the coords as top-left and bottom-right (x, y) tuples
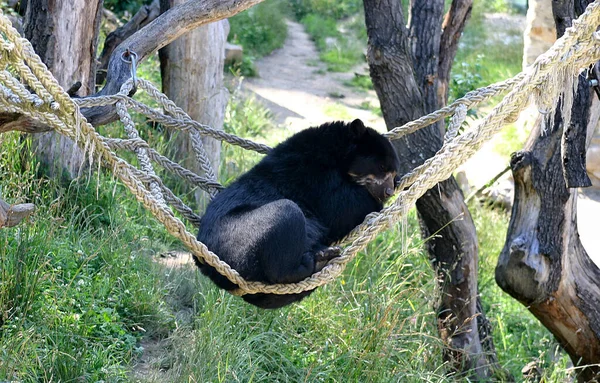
(0, 114), (51, 134)
(85, 0), (264, 126)
(438, 0), (473, 106)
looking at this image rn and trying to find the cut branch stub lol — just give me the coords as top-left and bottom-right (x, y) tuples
(0, 198), (35, 228)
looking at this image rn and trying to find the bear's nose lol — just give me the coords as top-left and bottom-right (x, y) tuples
(385, 187), (394, 197)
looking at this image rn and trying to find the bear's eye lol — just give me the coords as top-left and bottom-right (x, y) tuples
(379, 165), (386, 172)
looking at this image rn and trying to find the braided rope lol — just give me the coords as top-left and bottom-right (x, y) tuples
(135, 79), (219, 197)
(103, 137), (224, 192)
(116, 81), (166, 206)
(1, 2), (599, 295)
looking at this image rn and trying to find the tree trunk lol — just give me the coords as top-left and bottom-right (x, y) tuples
(159, 0), (229, 210)
(364, 0), (501, 379)
(23, 0), (103, 180)
(523, 0), (556, 68)
(496, 1), (600, 381)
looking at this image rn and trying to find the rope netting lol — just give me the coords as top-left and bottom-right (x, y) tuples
(0, 2), (599, 296)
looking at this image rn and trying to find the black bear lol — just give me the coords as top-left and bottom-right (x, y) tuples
(196, 119), (400, 309)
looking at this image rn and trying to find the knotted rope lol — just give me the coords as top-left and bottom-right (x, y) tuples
(0, 1), (599, 295)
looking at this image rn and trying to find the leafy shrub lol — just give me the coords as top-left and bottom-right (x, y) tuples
(302, 14), (364, 72)
(104, 0), (147, 15)
(220, 93), (273, 184)
(229, 0), (288, 58)
(450, 57), (485, 101)
(290, 0), (363, 20)
(302, 14), (341, 51)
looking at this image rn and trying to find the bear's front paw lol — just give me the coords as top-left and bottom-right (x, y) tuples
(314, 246), (342, 271)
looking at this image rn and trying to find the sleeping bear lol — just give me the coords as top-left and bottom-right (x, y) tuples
(196, 119), (400, 309)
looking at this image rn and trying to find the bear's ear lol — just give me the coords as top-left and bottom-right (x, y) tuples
(349, 119), (366, 138)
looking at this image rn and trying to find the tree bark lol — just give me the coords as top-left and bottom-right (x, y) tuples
(0, 197), (34, 229)
(364, 0), (500, 379)
(496, 1), (600, 381)
(23, 0), (103, 179)
(158, 0), (229, 210)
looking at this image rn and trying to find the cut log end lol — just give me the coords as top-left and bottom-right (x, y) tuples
(0, 200), (35, 228)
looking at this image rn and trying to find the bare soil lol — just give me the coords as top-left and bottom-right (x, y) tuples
(244, 19), (384, 133)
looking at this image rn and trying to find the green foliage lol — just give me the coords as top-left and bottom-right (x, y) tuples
(227, 0), (288, 76)
(301, 14), (364, 72)
(104, 0), (149, 15)
(219, 92), (273, 185)
(481, 0), (522, 14)
(344, 74), (373, 91)
(323, 103), (353, 120)
(0, 133), (175, 381)
(450, 56), (485, 100)
(358, 101), (382, 116)
(449, 1), (524, 104)
(229, 1), (288, 58)
(290, 0), (363, 20)
(227, 55), (259, 78)
(493, 122), (530, 157)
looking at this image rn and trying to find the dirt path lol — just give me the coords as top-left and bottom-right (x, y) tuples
(244, 19), (384, 133)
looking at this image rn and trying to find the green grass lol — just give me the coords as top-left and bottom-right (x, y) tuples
(344, 74), (373, 91)
(0, 97), (575, 382)
(449, 2), (524, 102)
(323, 103), (353, 120)
(131, 213), (455, 382)
(229, 0), (288, 58)
(130, 204), (573, 382)
(227, 0), (289, 77)
(0, 132), (176, 381)
(301, 14), (365, 72)
(470, 203), (572, 381)
(290, 0), (363, 20)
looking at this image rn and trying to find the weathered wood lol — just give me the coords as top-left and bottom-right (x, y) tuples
(553, 1), (592, 188)
(496, 2), (600, 381)
(0, 114), (51, 134)
(159, 0), (229, 209)
(364, 0), (500, 379)
(96, 0), (160, 86)
(0, 197), (35, 228)
(409, 1), (444, 115)
(497, 115), (600, 382)
(562, 73), (592, 188)
(23, 0), (103, 179)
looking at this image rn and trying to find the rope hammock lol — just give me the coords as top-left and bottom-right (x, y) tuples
(0, 3), (599, 296)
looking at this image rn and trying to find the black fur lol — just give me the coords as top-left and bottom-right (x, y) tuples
(196, 119), (400, 309)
